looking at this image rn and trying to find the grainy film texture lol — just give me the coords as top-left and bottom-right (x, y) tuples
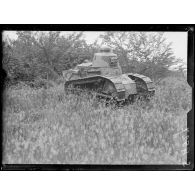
(2, 31), (191, 164)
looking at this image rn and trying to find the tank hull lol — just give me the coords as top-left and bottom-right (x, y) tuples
(65, 73), (155, 101)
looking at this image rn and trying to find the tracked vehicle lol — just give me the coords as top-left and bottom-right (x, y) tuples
(64, 47), (155, 102)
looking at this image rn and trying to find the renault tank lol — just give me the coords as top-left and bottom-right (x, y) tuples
(64, 47), (155, 102)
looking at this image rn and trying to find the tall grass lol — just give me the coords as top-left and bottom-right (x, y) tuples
(3, 77), (191, 164)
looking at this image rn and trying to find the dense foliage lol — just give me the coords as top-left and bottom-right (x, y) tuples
(101, 32), (184, 80)
(3, 31), (185, 85)
(3, 31), (99, 84)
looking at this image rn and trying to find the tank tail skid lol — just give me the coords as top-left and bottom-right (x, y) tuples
(127, 73), (155, 96)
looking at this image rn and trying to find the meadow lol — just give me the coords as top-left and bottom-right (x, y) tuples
(3, 76), (191, 164)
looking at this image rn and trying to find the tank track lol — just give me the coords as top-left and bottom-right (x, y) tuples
(65, 75), (154, 103)
(65, 76), (118, 100)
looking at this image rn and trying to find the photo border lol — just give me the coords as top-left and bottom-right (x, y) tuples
(0, 24), (194, 171)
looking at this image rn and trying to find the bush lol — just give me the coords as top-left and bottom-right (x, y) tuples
(3, 77), (191, 164)
(152, 77), (191, 112)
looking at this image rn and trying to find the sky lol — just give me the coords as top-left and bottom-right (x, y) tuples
(3, 31), (187, 63)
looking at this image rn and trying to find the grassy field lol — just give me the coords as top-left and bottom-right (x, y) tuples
(3, 76), (191, 164)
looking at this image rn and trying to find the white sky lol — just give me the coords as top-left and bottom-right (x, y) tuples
(3, 31), (187, 63)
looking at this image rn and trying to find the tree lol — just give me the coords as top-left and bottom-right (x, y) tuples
(14, 31), (63, 79)
(2, 38), (27, 81)
(101, 32), (177, 80)
(2, 40), (12, 67)
(3, 31), (95, 83)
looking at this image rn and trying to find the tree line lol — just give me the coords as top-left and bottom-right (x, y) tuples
(3, 31), (183, 86)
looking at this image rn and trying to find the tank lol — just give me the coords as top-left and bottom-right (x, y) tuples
(64, 47), (155, 102)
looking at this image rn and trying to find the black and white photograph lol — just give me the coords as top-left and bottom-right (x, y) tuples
(1, 26), (194, 169)
(1, 1), (195, 195)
